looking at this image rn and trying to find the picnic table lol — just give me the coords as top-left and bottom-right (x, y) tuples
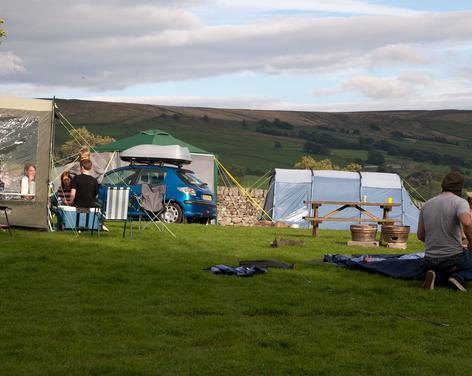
(304, 200), (401, 237)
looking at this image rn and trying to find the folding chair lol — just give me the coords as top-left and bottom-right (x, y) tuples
(102, 187), (131, 238)
(0, 206), (12, 236)
(138, 184), (168, 232)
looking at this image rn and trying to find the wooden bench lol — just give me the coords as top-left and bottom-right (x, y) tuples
(304, 201), (400, 237)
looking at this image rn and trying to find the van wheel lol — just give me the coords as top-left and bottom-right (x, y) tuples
(162, 202), (183, 224)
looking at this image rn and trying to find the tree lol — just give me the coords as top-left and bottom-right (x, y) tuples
(303, 141), (321, 154)
(0, 19), (6, 41)
(56, 127), (115, 160)
(303, 141), (331, 155)
(227, 164), (247, 178)
(294, 156), (361, 172)
(366, 150), (385, 165)
(450, 165), (464, 174)
(344, 162), (362, 172)
(295, 156), (336, 170)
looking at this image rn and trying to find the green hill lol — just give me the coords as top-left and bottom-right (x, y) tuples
(54, 99), (472, 198)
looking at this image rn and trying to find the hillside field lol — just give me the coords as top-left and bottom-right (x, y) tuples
(54, 99), (472, 198)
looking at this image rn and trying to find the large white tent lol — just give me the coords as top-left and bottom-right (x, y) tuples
(0, 97), (54, 230)
(263, 169), (420, 232)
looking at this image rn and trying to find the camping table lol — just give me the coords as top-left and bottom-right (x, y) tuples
(304, 201), (400, 237)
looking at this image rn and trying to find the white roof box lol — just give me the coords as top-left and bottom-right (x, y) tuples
(120, 144), (192, 165)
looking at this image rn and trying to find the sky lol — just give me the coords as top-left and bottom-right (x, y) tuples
(1, 0), (472, 111)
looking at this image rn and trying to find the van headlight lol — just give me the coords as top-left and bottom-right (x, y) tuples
(177, 187), (196, 196)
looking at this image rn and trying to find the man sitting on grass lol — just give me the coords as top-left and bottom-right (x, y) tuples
(418, 172), (472, 291)
(69, 159), (99, 208)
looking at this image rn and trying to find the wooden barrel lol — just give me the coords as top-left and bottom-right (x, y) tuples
(381, 225), (410, 243)
(350, 224), (377, 242)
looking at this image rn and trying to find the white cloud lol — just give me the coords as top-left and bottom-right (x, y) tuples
(371, 44), (428, 66)
(2, 10), (472, 91)
(397, 71), (433, 86)
(0, 52), (26, 75)
(82, 91), (472, 112)
(83, 95), (284, 109)
(211, 0), (419, 16)
(343, 75), (413, 98)
(1, 0), (472, 111)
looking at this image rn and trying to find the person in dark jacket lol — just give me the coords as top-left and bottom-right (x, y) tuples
(69, 159), (99, 208)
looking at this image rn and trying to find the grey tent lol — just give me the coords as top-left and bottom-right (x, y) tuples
(263, 169), (420, 232)
(0, 97), (54, 230)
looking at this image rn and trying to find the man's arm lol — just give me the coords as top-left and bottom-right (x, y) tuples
(417, 216), (425, 242)
(69, 188), (76, 204)
(459, 212), (472, 247)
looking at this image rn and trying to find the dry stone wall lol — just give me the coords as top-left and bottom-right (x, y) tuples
(217, 186), (267, 226)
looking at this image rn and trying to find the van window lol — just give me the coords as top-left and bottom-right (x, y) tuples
(102, 169), (137, 186)
(137, 170), (166, 186)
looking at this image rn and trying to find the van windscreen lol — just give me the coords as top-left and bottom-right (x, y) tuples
(177, 171), (207, 187)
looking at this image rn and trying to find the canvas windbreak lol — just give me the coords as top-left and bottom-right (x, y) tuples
(0, 97), (54, 230)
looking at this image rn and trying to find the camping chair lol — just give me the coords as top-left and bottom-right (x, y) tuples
(138, 183), (170, 232)
(102, 187), (131, 238)
(0, 206), (12, 236)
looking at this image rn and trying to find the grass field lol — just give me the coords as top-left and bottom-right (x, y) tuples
(1, 224), (472, 375)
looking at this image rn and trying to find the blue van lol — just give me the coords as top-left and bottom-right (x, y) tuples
(99, 164), (216, 223)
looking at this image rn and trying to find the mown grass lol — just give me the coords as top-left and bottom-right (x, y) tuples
(1, 224), (472, 375)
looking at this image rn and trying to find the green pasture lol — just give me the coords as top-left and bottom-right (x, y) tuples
(1, 224), (472, 375)
(57, 118), (307, 172)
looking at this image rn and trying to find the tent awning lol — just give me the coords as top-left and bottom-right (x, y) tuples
(95, 129), (211, 155)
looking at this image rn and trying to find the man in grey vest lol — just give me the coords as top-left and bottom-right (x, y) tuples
(418, 172), (472, 291)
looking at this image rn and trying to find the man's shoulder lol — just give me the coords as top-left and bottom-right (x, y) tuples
(424, 193), (467, 208)
(75, 174), (98, 184)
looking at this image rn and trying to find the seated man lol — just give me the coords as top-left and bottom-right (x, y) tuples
(69, 159), (99, 208)
(418, 172), (472, 291)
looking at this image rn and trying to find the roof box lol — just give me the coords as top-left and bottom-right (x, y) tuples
(120, 144), (192, 165)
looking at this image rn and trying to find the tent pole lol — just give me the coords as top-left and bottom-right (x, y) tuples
(46, 97), (57, 232)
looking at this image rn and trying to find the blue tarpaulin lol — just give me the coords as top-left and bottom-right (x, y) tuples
(324, 253), (427, 280)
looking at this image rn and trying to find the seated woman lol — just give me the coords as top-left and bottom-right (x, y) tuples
(20, 163), (36, 199)
(56, 171), (73, 206)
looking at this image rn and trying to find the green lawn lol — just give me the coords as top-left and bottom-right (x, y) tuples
(1, 224), (472, 375)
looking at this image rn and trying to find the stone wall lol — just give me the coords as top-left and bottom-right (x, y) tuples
(217, 186), (267, 226)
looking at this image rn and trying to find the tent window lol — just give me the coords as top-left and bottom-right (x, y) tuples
(0, 115), (39, 200)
